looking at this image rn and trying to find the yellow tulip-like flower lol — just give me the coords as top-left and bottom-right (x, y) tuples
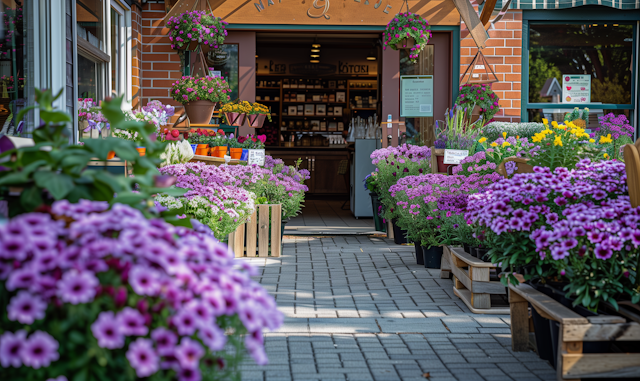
(490, 142), (498, 147)
(604, 153), (610, 159)
(551, 121), (559, 128)
(599, 134), (613, 144)
(554, 135), (563, 147)
(542, 118), (549, 125)
(502, 141), (511, 147)
(478, 137), (487, 143)
(589, 139), (595, 143)
(502, 132), (507, 139)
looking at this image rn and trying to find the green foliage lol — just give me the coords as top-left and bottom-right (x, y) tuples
(481, 122), (546, 141)
(1, 89), (188, 225)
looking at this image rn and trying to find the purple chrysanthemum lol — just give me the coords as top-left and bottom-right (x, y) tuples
(117, 307), (149, 336)
(56, 270), (99, 304)
(126, 338), (159, 378)
(0, 330), (27, 368)
(20, 331), (60, 369)
(174, 338), (204, 369)
(7, 291), (47, 324)
(91, 311), (124, 349)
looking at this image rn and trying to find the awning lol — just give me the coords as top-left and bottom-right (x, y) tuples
(509, 0), (640, 10)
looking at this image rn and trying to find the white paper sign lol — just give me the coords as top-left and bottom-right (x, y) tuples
(443, 149), (469, 165)
(562, 74), (591, 103)
(247, 149), (265, 166)
(211, 71), (222, 78)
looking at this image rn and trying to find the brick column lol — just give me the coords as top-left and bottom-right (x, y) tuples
(460, 10), (523, 122)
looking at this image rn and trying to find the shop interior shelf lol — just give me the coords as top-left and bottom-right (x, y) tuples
(282, 115), (343, 119)
(256, 87), (281, 89)
(283, 88), (346, 91)
(282, 102), (347, 104)
(351, 108), (377, 111)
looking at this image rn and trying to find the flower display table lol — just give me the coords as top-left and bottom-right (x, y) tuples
(509, 283), (640, 380)
(189, 155), (245, 166)
(449, 247), (510, 314)
(228, 204), (283, 258)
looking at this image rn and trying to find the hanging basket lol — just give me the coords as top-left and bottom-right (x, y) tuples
(175, 41), (199, 51)
(225, 112), (246, 127)
(383, 11), (431, 62)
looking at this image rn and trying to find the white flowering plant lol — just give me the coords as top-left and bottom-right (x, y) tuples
(160, 140), (195, 167)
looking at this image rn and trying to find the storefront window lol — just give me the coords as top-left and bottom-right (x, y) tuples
(77, 0), (104, 51)
(110, 7), (120, 95)
(78, 55), (99, 99)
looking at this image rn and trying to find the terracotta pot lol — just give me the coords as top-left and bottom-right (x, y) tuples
(136, 147), (146, 156)
(184, 100), (217, 125)
(211, 146), (227, 158)
(224, 112), (246, 127)
(195, 144), (208, 156)
(107, 151), (116, 160)
(436, 155), (454, 173)
(247, 114), (267, 128)
(229, 147), (243, 159)
(395, 37), (415, 50)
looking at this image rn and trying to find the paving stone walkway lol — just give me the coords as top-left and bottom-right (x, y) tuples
(238, 236), (555, 381)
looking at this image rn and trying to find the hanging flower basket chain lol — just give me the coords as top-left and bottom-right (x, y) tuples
(382, 4), (432, 63)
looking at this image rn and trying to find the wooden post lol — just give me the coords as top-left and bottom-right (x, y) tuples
(509, 288), (530, 352)
(440, 245), (452, 279)
(270, 204), (282, 257)
(557, 324), (582, 381)
(233, 223), (245, 257)
(245, 211), (257, 257)
(258, 204), (269, 257)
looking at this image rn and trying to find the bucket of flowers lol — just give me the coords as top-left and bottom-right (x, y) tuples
(171, 76), (230, 125)
(383, 11), (432, 63)
(166, 10), (227, 52)
(246, 102), (272, 128)
(221, 101), (251, 127)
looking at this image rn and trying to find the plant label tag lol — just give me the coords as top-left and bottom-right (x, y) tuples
(248, 149), (265, 166)
(474, 65), (485, 70)
(211, 71), (221, 78)
(443, 149), (469, 165)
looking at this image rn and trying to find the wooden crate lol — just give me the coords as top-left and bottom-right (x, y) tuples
(228, 204), (282, 258)
(449, 246), (510, 314)
(509, 283), (640, 380)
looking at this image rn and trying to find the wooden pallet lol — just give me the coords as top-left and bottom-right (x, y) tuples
(440, 245), (452, 279)
(509, 283), (640, 380)
(228, 204), (282, 258)
(450, 247), (509, 314)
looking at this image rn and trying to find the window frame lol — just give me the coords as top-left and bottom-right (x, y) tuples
(108, 0), (131, 109)
(521, 8), (640, 138)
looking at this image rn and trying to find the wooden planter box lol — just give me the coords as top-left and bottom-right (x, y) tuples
(228, 204), (282, 258)
(510, 283), (640, 380)
(449, 246), (510, 314)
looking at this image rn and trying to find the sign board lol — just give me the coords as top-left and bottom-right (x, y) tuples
(443, 149), (469, 165)
(400, 75), (433, 118)
(211, 71), (221, 78)
(562, 74), (591, 104)
(248, 149), (265, 166)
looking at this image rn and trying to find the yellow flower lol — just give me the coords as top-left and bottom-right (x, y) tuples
(542, 118), (549, 125)
(490, 142), (498, 147)
(502, 141), (511, 147)
(554, 135), (563, 147)
(589, 139), (595, 143)
(604, 153), (610, 159)
(502, 132), (507, 139)
(599, 134), (613, 144)
(551, 121), (559, 128)
(478, 137), (487, 143)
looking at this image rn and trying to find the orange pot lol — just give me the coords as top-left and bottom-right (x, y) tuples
(195, 144), (208, 156)
(107, 151), (116, 160)
(136, 147), (146, 156)
(211, 146), (227, 158)
(229, 148), (243, 159)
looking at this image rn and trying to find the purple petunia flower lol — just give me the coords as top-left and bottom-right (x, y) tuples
(20, 331), (60, 369)
(91, 311), (124, 349)
(128, 265), (161, 296)
(7, 291), (47, 324)
(117, 307), (149, 336)
(198, 324), (226, 351)
(126, 338), (159, 378)
(151, 327), (178, 357)
(177, 367), (202, 381)
(172, 309), (198, 336)
(57, 270), (99, 304)
(175, 337), (204, 369)
(0, 330), (27, 368)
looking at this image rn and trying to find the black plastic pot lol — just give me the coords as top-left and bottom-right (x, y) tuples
(281, 221), (287, 241)
(476, 248), (490, 262)
(415, 243), (424, 265)
(528, 282), (557, 367)
(463, 243), (471, 255)
(422, 245), (443, 269)
(392, 219), (408, 244)
(369, 193), (386, 232)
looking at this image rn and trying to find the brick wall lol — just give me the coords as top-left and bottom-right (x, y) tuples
(131, 6), (143, 109)
(460, 10), (522, 122)
(140, 2), (183, 116)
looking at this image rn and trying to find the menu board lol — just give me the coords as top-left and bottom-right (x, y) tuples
(400, 75), (433, 117)
(562, 74), (591, 104)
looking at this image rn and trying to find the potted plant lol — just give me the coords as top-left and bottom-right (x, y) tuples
(166, 10), (227, 51)
(227, 134), (244, 159)
(113, 128), (146, 156)
(78, 98), (109, 139)
(363, 172), (385, 233)
(209, 131), (228, 158)
(383, 12), (432, 63)
(247, 102), (272, 128)
(594, 113), (634, 160)
(455, 84), (501, 124)
(171, 76), (231, 124)
(434, 106), (482, 173)
(221, 101), (251, 127)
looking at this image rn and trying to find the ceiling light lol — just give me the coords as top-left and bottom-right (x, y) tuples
(366, 50), (376, 61)
(255, 54), (259, 58)
(311, 49), (320, 53)
(310, 59), (319, 63)
(311, 54), (320, 58)
(312, 43), (321, 48)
